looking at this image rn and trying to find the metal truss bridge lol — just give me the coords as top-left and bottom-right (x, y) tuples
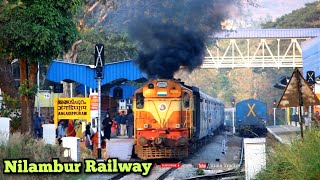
(203, 28), (320, 69)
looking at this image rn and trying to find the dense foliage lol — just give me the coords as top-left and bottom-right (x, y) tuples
(0, 0), (81, 133)
(256, 130), (320, 180)
(0, 0), (81, 63)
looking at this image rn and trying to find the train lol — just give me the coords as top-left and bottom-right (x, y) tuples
(235, 99), (268, 137)
(132, 79), (224, 160)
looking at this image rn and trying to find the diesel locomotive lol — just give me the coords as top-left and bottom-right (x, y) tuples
(235, 98), (268, 137)
(133, 79), (224, 160)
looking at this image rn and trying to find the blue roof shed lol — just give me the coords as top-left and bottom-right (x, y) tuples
(302, 37), (320, 79)
(46, 60), (147, 89)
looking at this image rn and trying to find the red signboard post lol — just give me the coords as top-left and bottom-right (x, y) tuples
(90, 94), (98, 110)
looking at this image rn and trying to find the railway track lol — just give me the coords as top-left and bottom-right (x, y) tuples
(182, 137), (245, 180)
(109, 161), (181, 180)
(89, 133), (243, 180)
(158, 136), (244, 180)
(110, 136), (218, 180)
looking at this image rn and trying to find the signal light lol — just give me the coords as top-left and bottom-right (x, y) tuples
(96, 66), (103, 78)
(231, 99), (235, 107)
(273, 100), (277, 107)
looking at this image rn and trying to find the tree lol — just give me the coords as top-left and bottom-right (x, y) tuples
(0, 0), (80, 134)
(76, 30), (137, 65)
(63, 0), (120, 64)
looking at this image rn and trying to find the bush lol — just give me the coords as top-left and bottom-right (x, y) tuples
(256, 130), (320, 180)
(0, 132), (87, 180)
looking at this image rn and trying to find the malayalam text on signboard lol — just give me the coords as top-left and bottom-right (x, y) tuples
(54, 98), (90, 120)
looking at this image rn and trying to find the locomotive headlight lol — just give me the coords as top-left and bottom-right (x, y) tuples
(138, 136), (148, 146)
(154, 137), (164, 145)
(148, 83), (154, 89)
(177, 136), (188, 146)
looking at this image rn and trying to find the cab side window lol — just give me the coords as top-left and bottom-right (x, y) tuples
(136, 93), (144, 109)
(183, 92), (190, 108)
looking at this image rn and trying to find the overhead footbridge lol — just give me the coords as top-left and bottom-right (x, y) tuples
(204, 28), (320, 69)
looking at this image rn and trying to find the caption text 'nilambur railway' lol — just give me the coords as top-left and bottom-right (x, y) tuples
(2, 159), (153, 176)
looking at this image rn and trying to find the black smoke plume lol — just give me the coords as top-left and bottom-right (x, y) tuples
(112, 0), (240, 79)
(128, 20), (205, 79)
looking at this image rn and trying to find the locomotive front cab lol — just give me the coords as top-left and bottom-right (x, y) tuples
(236, 99), (268, 137)
(133, 79), (194, 160)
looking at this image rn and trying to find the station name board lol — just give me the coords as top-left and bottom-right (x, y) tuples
(54, 98), (90, 120)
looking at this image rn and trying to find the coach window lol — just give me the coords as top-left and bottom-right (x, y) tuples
(183, 92), (190, 108)
(136, 93), (144, 109)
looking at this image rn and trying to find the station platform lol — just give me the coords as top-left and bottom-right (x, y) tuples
(80, 136), (134, 160)
(267, 125), (301, 144)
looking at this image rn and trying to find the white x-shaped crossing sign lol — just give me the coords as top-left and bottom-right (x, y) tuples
(307, 71), (315, 84)
(95, 44), (104, 68)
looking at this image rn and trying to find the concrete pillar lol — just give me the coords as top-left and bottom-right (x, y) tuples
(0, 117), (11, 144)
(244, 138), (266, 180)
(106, 139), (134, 160)
(42, 124), (56, 145)
(62, 137), (81, 161)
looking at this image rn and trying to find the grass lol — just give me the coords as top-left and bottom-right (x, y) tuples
(256, 129), (320, 180)
(0, 132), (92, 180)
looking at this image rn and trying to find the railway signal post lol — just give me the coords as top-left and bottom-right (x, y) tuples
(0, 88), (3, 109)
(94, 44), (104, 159)
(273, 100), (277, 126)
(231, 99), (235, 134)
(306, 71), (316, 130)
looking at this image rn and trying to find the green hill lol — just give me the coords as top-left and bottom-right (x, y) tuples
(262, 1), (320, 28)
